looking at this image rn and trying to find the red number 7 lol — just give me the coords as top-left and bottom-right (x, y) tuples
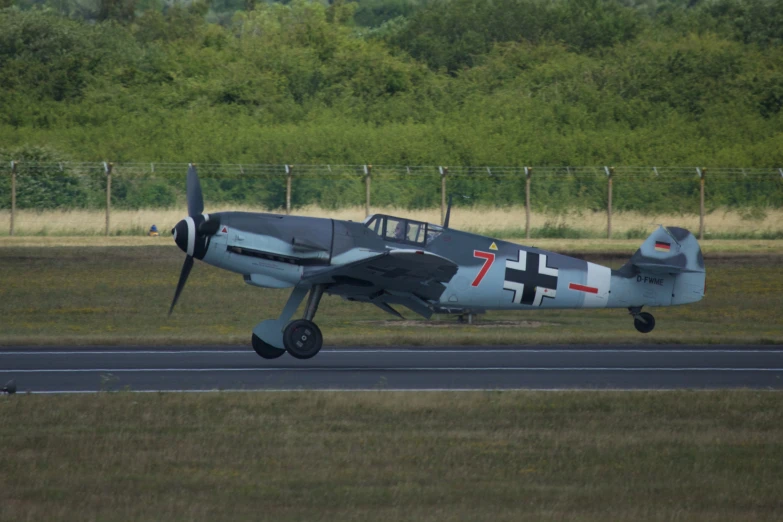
(472, 251), (495, 287)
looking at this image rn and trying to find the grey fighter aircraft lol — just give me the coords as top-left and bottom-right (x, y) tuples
(170, 165), (706, 360)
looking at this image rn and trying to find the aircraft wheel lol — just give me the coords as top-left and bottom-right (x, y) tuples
(633, 312), (656, 334)
(252, 333), (285, 359)
(283, 319), (323, 360)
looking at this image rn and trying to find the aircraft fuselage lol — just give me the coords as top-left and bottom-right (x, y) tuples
(178, 211), (704, 314)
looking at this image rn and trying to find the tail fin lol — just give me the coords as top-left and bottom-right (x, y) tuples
(618, 226), (706, 306)
(627, 226), (704, 274)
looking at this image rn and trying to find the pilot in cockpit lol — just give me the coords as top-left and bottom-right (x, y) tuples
(394, 222), (405, 239)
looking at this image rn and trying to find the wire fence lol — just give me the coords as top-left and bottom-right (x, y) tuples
(1, 162), (782, 239)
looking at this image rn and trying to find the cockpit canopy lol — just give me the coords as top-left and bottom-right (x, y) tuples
(363, 214), (443, 246)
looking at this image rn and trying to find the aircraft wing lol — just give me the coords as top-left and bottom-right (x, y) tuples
(302, 249), (459, 319)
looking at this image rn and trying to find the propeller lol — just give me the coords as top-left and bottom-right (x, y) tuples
(169, 255), (194, 315)
(169, 164), (216, 315)
(187, 164), (204, 217)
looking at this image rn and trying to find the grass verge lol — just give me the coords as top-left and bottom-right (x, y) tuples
(1, 246), (781, 346)
(1, 391), (782, 522)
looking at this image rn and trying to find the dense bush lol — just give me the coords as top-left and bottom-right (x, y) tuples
(0, 0), (781, 210)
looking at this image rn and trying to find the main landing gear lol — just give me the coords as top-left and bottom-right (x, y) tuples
(629, 306), (656, 334)
(283, 320), (323, 360)
(284, 284), (325, 359)
(251, 284), (326, 360)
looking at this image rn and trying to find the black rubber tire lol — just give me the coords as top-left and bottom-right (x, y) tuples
(252, 333), (286, 359)
(633, 312), (656, 334)
(283, 319), (323, 360)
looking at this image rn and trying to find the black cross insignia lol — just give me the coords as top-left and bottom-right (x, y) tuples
(503, 250), (558, 306)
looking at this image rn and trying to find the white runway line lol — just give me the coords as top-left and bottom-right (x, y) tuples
(1, 349), (782, 356)
(4, 367), (783, 372)
(0, 350), (253, 355)
(25, 388), (783, 395)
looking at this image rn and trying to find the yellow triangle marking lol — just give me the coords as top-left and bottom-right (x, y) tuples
(489, 242), (498, 251)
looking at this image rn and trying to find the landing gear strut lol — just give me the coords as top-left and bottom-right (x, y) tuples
(629, 307), (656, 334)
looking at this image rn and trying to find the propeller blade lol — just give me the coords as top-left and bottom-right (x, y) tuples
(169, 255), (194, 316)
(187, 164), (204, 217)
(198, 218), (221, 236)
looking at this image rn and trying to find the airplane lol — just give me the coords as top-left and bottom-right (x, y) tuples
(170, 165), (706, 360)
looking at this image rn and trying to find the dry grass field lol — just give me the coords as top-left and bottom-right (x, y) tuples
(1, 205), (781, 238)
(1, 391), (782, 522)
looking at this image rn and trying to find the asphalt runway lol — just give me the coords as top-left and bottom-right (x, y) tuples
(2, 345), (782, 393)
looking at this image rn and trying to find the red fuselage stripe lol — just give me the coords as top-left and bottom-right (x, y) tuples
(569, 282), (599, 294)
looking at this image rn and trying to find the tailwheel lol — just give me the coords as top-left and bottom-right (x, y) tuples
(283, 319), (323, 360)
(252, 333), (285, 359)
(633, 312), (656, 334)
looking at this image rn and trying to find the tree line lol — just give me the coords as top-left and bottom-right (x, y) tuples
(0, 0), (781, 210)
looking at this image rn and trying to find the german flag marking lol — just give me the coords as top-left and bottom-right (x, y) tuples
(654, 241), (671, 252)
(569, 282), (599, 294)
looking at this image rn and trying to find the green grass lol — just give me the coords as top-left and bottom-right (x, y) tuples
(704, 231), (783, 240)
(1, 391), (782, 521)
(0, 246), (781, 345)
(467, 225), (783, 241)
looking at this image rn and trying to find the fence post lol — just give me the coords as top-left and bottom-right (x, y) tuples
(364, 164), (372, 217)
(285, 164), (292, 215)
(439, 166), (448, 226)
(104, 162), (113, 236)
(697, 167), (706, 240)
(604, 166), (614, 239)
(524, 167), (532, 240)
(9, 160), (17, 237)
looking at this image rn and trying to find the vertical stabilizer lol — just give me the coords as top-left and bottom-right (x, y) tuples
(628, 226), (704, 275)
(612, 226), (706, 307)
